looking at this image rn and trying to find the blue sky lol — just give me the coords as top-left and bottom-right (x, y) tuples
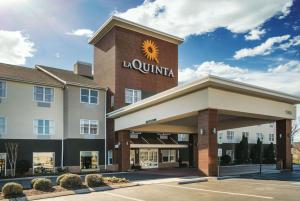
(0, 0), (300, 127)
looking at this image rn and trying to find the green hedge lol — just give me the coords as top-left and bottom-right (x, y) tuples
(85, 174), (104, 187)
(60, 174), (82, 189)
(2, 182), (23, 198)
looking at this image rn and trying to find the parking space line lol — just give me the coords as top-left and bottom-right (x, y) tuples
(158, 184), (273, 200)
(102, 192), (145, 201)
(228, 179), (300, 188)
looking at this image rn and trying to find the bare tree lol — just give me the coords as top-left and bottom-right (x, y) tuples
(291, 124), (300, 143)
(5, 143), (18, 177)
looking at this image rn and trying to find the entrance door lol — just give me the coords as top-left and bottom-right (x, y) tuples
(0, 153), (6, 177)
(139, 149), (158, 169)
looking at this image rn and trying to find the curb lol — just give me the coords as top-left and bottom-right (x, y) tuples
(2, 183), (139, 201)
(178, 178), (208, 184)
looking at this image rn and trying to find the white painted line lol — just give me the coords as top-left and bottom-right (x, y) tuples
(158, 184), (273, 200)
(229, 179), (300, 188)
(102, 192), (145, 201)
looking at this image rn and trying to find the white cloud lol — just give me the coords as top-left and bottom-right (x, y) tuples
(234, 35), (290, 59)
(245, 27), (266, 40)
(0, 30), (35, 65)
(115, 0), (293, 38)
(66, 29), (94, 38)
(55, 52), (60, 59)
(279, 35), (300, 50)
(179, 60), (300, 96)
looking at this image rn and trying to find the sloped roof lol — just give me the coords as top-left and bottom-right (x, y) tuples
(0, 63), (63, 87)
(36, 65), (104, 90)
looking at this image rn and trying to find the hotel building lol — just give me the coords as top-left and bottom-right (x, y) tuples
(0, 16), (299, 177)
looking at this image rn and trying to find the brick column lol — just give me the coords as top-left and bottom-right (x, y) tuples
(116, 130), (130, 171)
(197, 109), (218, 176)
(276, 119), (292, 170)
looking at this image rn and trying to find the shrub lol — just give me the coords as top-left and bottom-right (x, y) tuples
(1, 182), (23, 198)
(56, 173), (71, 185)
(33, 178), (52, 191)
(85, 174), (104, 187)
(104, 176), (129, 183)
(60, 174), (82, 189)
(16, 160), (31, 176)
(220, 155), (231, 165)
(31, 178), (40, 188)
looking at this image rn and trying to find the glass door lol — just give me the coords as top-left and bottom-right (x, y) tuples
(139, 149), (158, 169)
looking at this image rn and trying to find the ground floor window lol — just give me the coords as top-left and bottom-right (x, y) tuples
(161, 149), (176, 163)
(80, 151), (99, 170)
(0, 153), (6, 177)
(33, 152), (55, 174)
(108, 150), (113, 165)
(226, 150), (234, 161)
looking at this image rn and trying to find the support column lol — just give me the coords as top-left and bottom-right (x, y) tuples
(197, 109), (218, 176)
(276, 119), (292, 170)
(116, 130), (130, 171)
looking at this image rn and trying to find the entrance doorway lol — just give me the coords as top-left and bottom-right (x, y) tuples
(0, 153), (6, 177)
(139, 149), (158, 169)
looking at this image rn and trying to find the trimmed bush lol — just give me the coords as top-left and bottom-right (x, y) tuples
(60, 174), (82, 189)
(56, 173), (71, 185)
(1, 182), (23, 198)
(104, 176), (129, 183)
(85, 174), (104, 187)
(31, 178), (40, 188)
(33, 178), (52, 191)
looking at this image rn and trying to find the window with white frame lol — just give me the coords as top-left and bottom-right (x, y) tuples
(242, 132), (249, 138)
(80, 119), (98, 135)
(0, 117), (6, 135)
(34, 86), (54, 102)
(178, 134), (189, 142)
(256, 133), (263, 140)
(269, 133), (275, 142)
(34, 120), (54, 135)
(226, 150), (234, 160)
(226, 131), (234, 141)
(80, 88), (99, 104)
(108, 150), (113, 165)
(33, 152), (55, 174)
(0, 80), (6, 98)
(125, 88), (141, 104)
(161, 149), (176, 163)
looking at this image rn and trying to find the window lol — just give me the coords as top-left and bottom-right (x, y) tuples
(226, 131), (234, 141)
(33, 152), (55, 174)
(226, 150), (234, 160)
(256, 133), (263, 140)
(161, 149), (176, 163)
(125, 88), (141, 104)
(111, 95), (114, 107)
(80, 88), (99, 104)
(0, 153), (6, 177)
(80, 119), (98, 135)
(34, 120), (54, 135)
(269, 133), (275, 142)
(34, 86), (53, 102)
(0, 80), (6, 98)
(0, 117), (6, 135)
(178, 134), (189, 142)
(242, 132), (249, 138)
(108, 150), (113, 165)
(80, 151), (99, 170)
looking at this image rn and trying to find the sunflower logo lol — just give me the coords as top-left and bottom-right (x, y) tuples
(142, 40), (159, 64)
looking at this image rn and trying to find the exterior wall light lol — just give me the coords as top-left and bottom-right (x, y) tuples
(212, 128), (217, 134)
(199, 128), (204, 135)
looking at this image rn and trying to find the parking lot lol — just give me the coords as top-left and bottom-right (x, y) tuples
(40, 172), (300, 201)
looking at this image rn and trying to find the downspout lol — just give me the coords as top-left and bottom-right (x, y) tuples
(61, 85), (66, 169)
(104, 87), (108, 171)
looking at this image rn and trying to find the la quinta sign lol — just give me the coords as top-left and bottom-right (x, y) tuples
(122, 40), (174, 78)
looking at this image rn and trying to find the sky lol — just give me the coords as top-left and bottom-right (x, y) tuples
(0, 0), (300, 138)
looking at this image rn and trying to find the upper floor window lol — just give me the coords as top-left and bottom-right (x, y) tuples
(256, 133), (264, 141)
(34, 86), (53, 103)
(269, 133), (275, 142)
(227, 131), (234, 141)
(0, 117), (6, 135)
(178, 134), (189, 142)
(80, 119), (98, 135)
(81, 88), (99, 104)
(242, 132), (249, 139)
(34, 119), (54, 135)
(0, 80), (7, 98)
(125, 88), (141, 104)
